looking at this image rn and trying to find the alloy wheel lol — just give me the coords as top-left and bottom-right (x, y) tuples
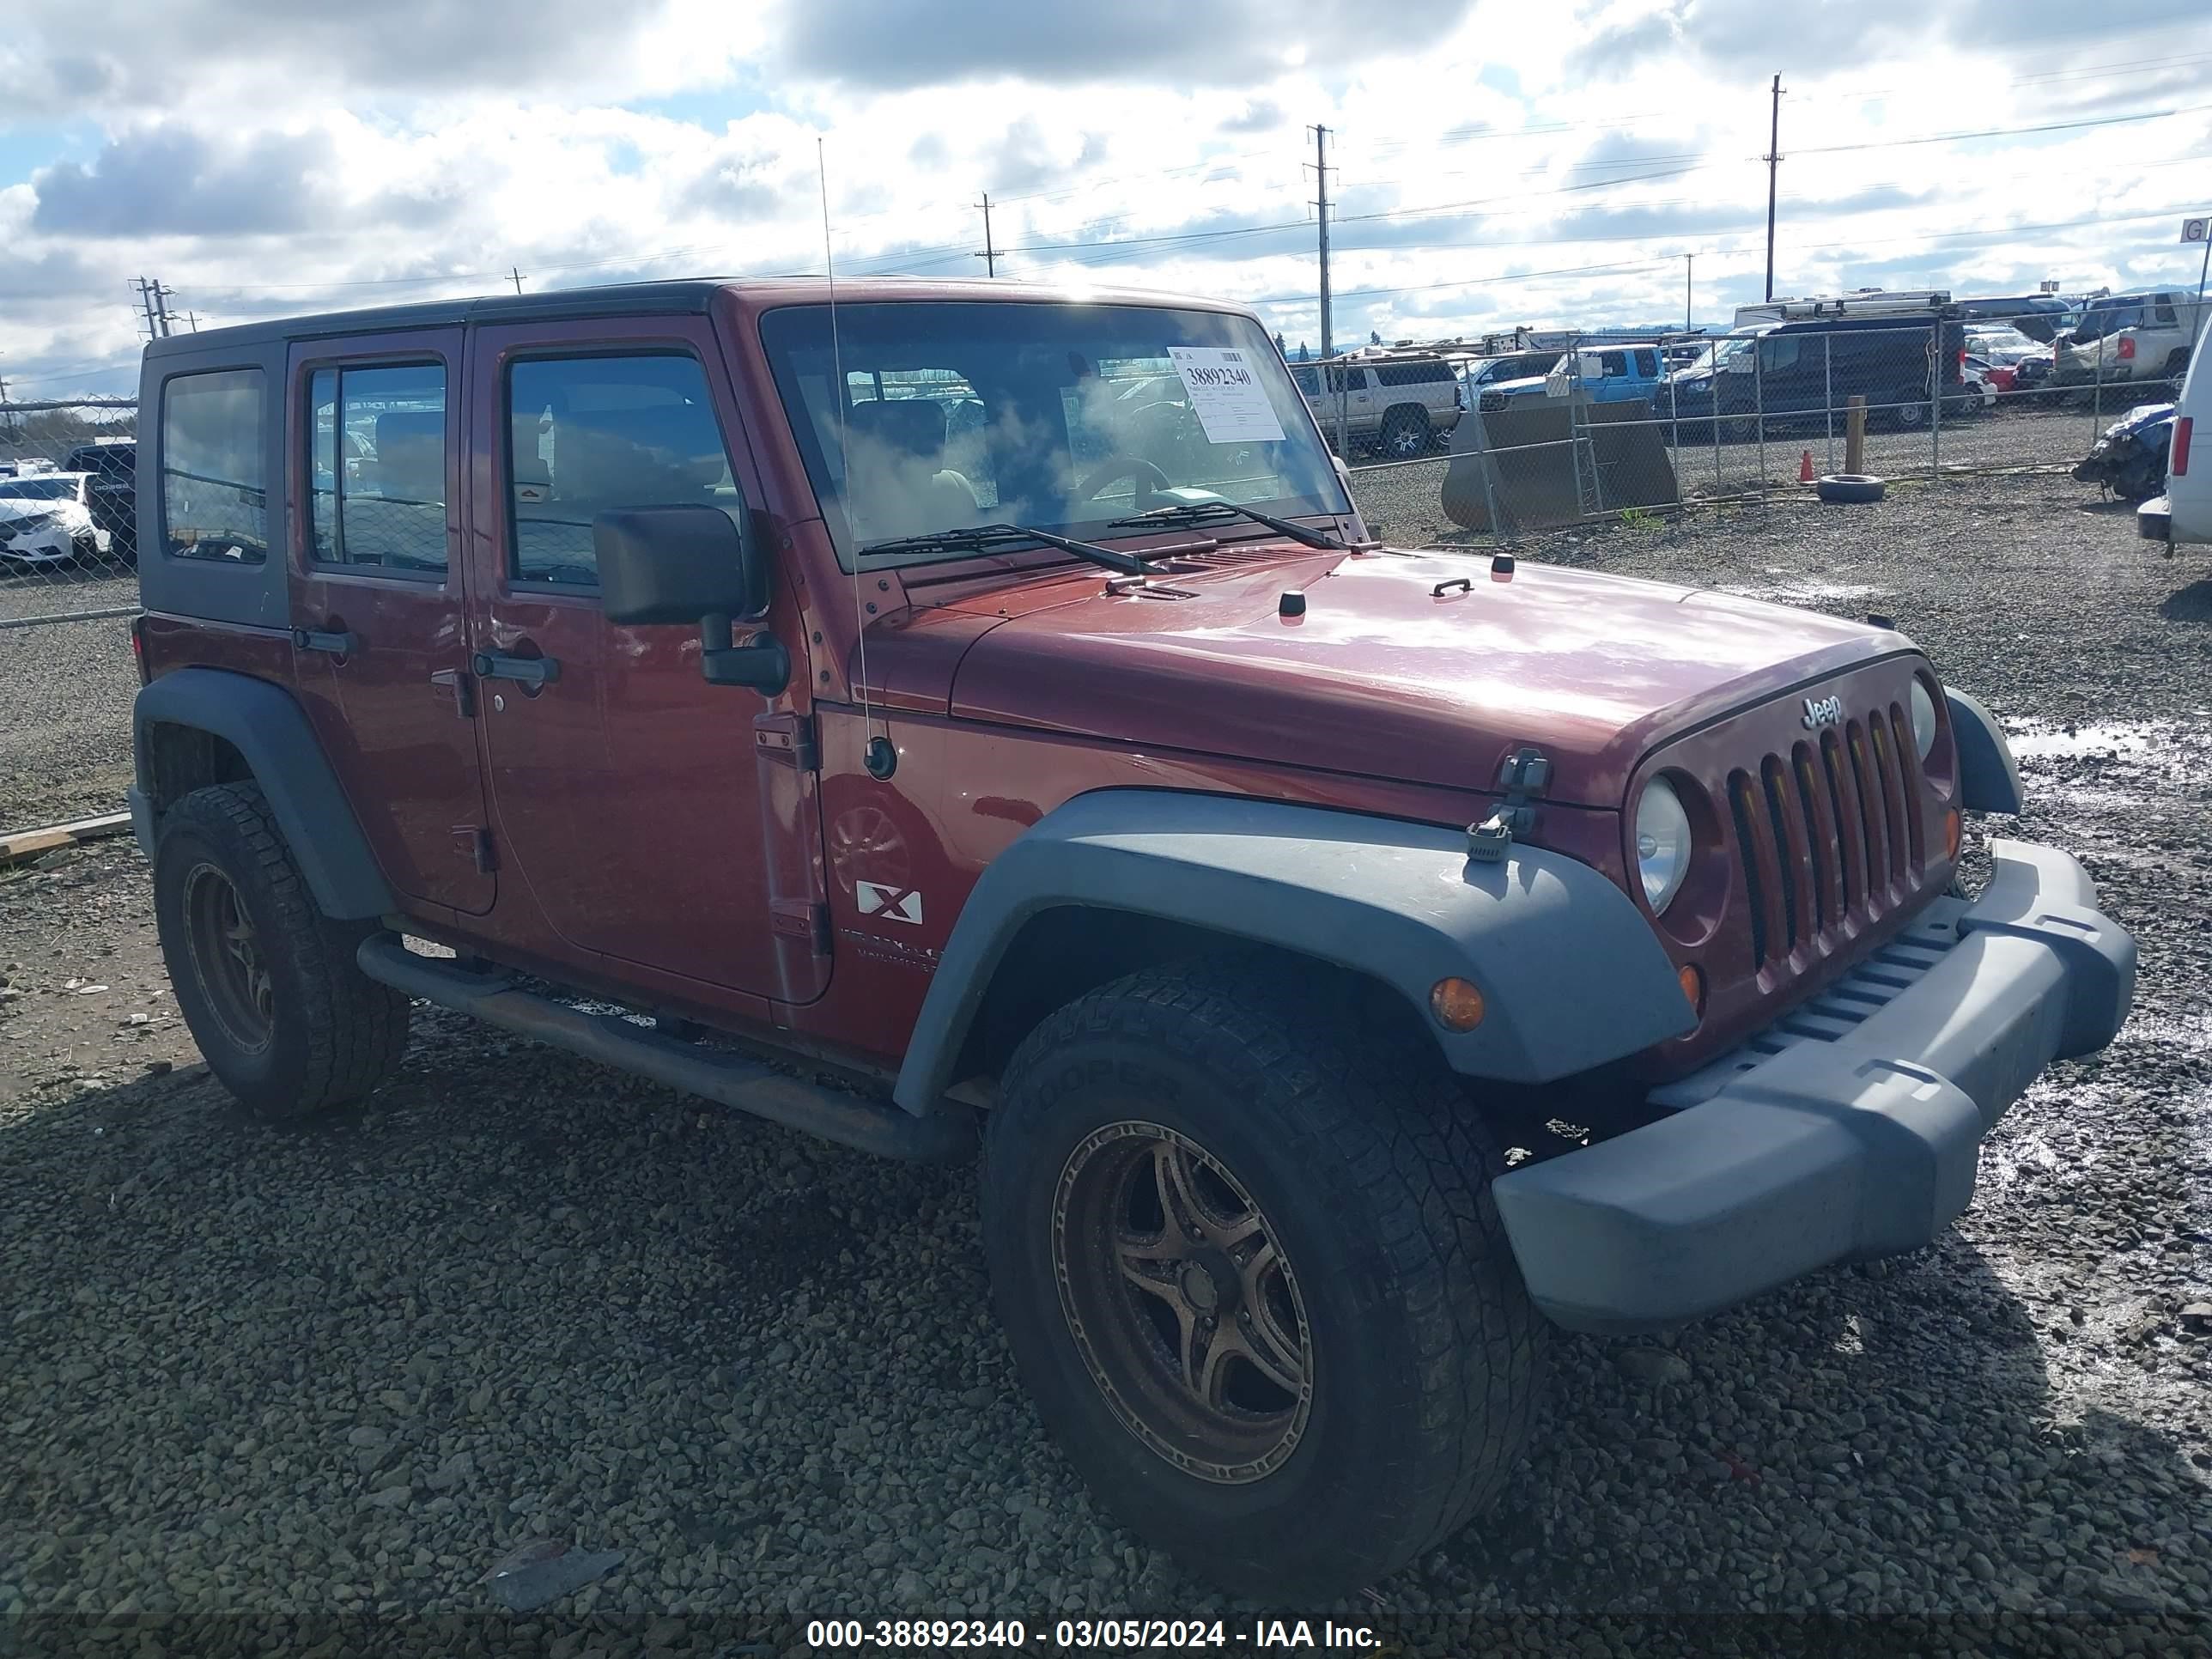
(1051, 1121), (1313, 1484)
(181, 862), (275, 1054)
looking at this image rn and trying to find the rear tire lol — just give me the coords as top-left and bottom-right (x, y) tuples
(982, 960), (1544, 1599)
(154, 783), (410, 1121)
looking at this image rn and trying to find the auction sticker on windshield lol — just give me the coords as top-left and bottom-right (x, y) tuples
(1168, 347), (1286, 445)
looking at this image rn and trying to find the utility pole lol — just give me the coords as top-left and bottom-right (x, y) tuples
(1311, 125), (1334, 363)
(185, 311), (201, 333)
(975, 194), (996, 277)
(511, 267), (525, 295)
(133, 276), (165, 340)
(1763, 74), (1784, 302)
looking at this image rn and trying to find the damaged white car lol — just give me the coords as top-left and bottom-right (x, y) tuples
(0, 471), (109, 567)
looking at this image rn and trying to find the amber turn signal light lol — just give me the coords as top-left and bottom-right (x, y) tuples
(1677, 963), (1705, 1016)
(1944, 809), (1962, 860)
(1429, 976), (1486, 1032)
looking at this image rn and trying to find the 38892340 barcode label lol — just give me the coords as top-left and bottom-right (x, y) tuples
(1167, 346), (1286, 446)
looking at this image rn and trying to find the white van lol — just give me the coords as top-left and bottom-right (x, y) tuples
(2055, 289), (2209, 391)
(2140, 325), (2209, 549)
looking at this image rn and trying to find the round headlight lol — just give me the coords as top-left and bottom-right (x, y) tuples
(1635, 777), (1693, 914)
(1911, 679), (1938, 760)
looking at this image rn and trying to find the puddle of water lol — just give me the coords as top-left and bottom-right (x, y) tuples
(2004, 720), (2169, 761)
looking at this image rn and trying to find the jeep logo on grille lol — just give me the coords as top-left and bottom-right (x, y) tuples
(1802, 694), (1844, 730)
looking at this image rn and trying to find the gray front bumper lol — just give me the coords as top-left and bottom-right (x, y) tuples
(2138, 495), (2172, 542)
(1492, 840), (2135, 1335)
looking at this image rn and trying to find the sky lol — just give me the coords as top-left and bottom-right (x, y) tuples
(3, 0), (2211, 401)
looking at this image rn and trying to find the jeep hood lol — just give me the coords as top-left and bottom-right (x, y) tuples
(936, 548), (1909, 808)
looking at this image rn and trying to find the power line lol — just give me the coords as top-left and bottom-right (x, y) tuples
(1787, 100), (2212, 158)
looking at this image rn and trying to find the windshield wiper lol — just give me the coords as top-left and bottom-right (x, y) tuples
(1109, 499), (1347, 551)
(860, 522), (1155, 576)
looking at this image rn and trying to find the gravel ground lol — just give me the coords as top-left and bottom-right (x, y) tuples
(2, 465), (2209, 1656)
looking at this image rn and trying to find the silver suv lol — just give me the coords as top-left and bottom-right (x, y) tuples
(1290, 350), (1462, 458)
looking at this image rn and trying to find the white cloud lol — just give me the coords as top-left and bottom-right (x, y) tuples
(0, 0), (2209, 394)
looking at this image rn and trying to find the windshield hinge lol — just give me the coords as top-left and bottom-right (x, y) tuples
(755, 712), (820, 773)
(1467, 746), (1550, 863)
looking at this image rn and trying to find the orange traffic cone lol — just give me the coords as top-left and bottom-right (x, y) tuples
(1799, 449), (1814, 483)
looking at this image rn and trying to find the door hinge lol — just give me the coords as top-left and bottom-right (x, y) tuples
(771, 899), (832, 954)
(755, 712), (820, 773)
(430, 666), (474, 718)
(453, 825), (496, 874)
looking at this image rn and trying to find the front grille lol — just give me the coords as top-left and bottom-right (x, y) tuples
(1723, 703), (1928, 975)
(1648, 897), (1965, 1109)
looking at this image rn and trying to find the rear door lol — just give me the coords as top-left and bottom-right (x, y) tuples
(288, 330), (495, 915)
(461, 316), (830, 1004)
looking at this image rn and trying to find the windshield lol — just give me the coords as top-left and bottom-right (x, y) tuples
(1710, 332), (1762, 370)
(2073, 300), (2145, 343)
(0, 477), (78, 501)
(1967, 326), (2039, 362)
(759, 301), (1349, 568)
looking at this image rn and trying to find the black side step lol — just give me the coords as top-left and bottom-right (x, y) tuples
(356, 935), (975, 1162)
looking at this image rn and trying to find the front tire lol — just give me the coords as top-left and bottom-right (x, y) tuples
(154, 783), (410, 1121)
(982, 962), (1544, 1599)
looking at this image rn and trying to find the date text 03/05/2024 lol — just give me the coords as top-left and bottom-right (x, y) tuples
(805, 1618), (1384, 1650)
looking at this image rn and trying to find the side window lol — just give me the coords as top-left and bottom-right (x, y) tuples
(306, 362), (448, 571)
(1758, 335), (1802, 373)
(1634, 349), (1659, 378)
(161, 368), (268, 563)
(1291, 366), (1320, 397)
(1599, 350), (1628, 378)
(343, 364), (447, 571)
(2154, 300), (2179, 326)
(308, 370), (337, 559)
(506, 353), (737, 590)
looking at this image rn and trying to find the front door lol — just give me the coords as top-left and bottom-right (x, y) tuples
(288, 330), (494, 915)
(461, 318), (829, 1005)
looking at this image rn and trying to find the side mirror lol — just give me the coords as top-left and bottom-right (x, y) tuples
(594, 505), (787, 693)
(596, 505), (769, 625)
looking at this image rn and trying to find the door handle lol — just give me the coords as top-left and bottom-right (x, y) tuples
(471, 650), (561, 687)
(429, 666), (475, 718)
(293, 626), (358, 655)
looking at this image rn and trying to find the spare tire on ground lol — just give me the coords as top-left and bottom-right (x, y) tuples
(1816, 473), (1886, 505)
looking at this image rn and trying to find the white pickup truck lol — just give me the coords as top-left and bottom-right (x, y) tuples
(2139, 326), (2208, 550)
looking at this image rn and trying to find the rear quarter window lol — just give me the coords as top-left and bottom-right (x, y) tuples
(161, 368), (268, 564)
(1374, 361), (1453, 387)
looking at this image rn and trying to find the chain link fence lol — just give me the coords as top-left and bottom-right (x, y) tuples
(0, 398), (143, 631)
(0, 323), (2179, 833)
(1333, 305), (2185, 539)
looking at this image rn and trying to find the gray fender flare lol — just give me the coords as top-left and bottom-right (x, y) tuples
(891, 788), (1692, 1114)
(1944, 686), (2024, 815)
(132, 667), (395, 920)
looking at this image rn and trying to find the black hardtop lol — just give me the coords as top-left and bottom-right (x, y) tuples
(141, 278), (743, 359)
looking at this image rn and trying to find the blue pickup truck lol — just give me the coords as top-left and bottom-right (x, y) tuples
(1475, 343), (1670, 412)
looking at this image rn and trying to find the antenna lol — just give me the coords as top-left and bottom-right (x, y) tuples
(819, 138), (887, 769)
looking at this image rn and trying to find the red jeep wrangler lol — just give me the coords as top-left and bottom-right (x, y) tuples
(128, 279), (2133, 1597)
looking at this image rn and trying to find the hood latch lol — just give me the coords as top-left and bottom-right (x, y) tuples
(1467, 746), (1550, 863)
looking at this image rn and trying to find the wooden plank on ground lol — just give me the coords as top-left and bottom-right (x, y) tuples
(0, 811), (134, 868)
